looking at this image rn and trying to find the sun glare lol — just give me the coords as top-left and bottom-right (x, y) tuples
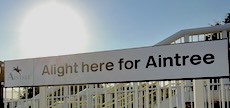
(19, 2), (88, 58)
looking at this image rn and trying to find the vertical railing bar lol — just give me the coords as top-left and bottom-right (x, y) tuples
(145, 82), (149, 108)
(77, 85), (80, 108)
(104, 84), (107, 107)
(73, 85), (75, 95)
(72, 85), (75, 108)
(220, 79), (225, 108)
(138, 88), (142, 107)
(151, 84), (154, 108)
(60, 86), (63, 103)
(181, 81), (185, 108)
(163, 81), (166, 101)
(25, 87), (28, 108)
(169, 81), (173, 108)
(207, 79), (211, 108)
(204, 86), (207, 108)
(125, 83), (127, 108)
(99, 94), (102, 108)
(20, 87), (23, 107)
(4, 88), (7, 108)
(11, 88), (13, 108)
(86, 85), (89, 108)
(211, 81), (214, 108)
(189, 85), (193, 108)
(18, 87), (21, 107)
(114, 83), (118, 108)
(135, 83), (137, 107)
(33, 87), (35, 108)
(95, 84), (98, 108)
(69, 85), (71, 108)
(193, 79), (206, 108)
(134, 82), (138, 108)
(100, 94), (102, 108)
(156, 81), (161, 108)
(218, 84), (222, 108)
(157, 82), (161, 108)
(226, 86), (229, 108)
(51, 86), (54, 108)
(175, 81), (179, 108)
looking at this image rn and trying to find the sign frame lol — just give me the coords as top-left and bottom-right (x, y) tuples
(4, 39), (229, 87)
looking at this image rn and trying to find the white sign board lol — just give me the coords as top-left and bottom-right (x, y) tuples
(5, 40), (229, 87)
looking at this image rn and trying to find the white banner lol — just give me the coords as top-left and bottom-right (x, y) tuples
(5, 40), (229, 87)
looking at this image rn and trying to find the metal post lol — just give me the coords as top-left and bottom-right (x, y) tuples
(206, 79), (211, 108)
(181, 81), (185, 108)
(87, 85), (93, 108)
(64, 86), (68, 108)
(104, 84), (107, 107)
(220, 78), (225, 108)
(33, 87), (35, 108)
(157, 82), (161, 108)
(11, 88), (13, 108)
(193, 79), (204, 108)
(51, 87), (54, 108)
(175, 81), (181, 108)
(39, 86), (47, 108)
(168, 81), (173, 108)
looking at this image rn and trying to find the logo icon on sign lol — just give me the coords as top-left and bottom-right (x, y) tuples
(13, 66), (21, 75)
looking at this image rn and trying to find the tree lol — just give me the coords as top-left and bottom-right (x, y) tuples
(224, 13), (230, 24)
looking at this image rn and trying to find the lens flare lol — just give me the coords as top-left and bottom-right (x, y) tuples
(19, 2), (88, 58)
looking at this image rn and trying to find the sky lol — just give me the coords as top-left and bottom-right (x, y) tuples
(0, 0), (229, 60)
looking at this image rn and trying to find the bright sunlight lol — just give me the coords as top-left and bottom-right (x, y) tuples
(19, 1), (88, 58)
